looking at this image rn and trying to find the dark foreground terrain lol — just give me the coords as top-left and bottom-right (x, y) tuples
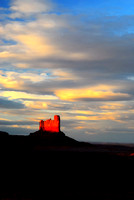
(0, 131), (134, 199)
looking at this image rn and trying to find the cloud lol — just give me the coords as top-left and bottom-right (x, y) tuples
(0, 126), (36, 135)
(99, 102), (125, 110)
(15, 34), (56, 56)
(0, 71), (47, 88)
(0, 90), (57, 101)
(24, 101), (48, 109)
(0, 69), (79, 96)
(0, 0), (134, 142)
(55, 86), (131, 101)
(0, 98), (25, 109)
(10, 0), (52, 18)
(0, 119), (37, 126)
(1, 11), (134, 77)
(75, 112), (119, 122)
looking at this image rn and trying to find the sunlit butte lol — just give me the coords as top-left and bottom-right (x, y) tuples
(39, 115), (60, 132)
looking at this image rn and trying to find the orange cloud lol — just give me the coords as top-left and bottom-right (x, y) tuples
(74, 126), (86, 130)
(0, 91), (57, 101)
(0, 71), (48, 91)
(52, 69), (78, 80)
(0, 51), (16, 58)
(15, 34), (55, 56)
(55, 85), (130, 101)
(76, 113), (116, 121)
(0, 72), (22, 89)
(75, 110), (126, 123)
(100, 102), (124, 110)
(0, 34), (57, 61)
(73, 110), (94, 115)
(24, 101), (47, 109)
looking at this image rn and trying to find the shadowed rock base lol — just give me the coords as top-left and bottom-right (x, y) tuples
(30, 129), (65, 137)
(0, 131), (134, 199)
(29, 130), (81, 146)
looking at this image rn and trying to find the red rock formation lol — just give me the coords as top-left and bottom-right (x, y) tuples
(39, 115), (60, 132)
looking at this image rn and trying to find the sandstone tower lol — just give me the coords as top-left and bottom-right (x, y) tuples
(39, 115), (60, 132)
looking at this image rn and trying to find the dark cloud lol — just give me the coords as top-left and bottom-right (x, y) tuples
(73, 95), (132, 102)
(61, 119), (81, 127)
(48, 102), (72, 110)
(66, 127), (134, 143)
(0, 127), (36, 135)
(0, 98), (25, 109)
(0, 120), (37, 126)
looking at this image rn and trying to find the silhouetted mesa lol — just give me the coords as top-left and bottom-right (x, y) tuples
(0, 131), (9, 137)
(1, 118), (134, 199)
(29, 115), (81, 145)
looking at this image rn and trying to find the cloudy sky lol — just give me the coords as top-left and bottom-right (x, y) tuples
(0, 0), (134, 143)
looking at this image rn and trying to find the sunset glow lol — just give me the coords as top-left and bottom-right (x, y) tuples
(0, 0), (134, 142)
(55, 87), (130, 101)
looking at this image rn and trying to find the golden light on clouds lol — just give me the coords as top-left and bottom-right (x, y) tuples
(0, 51), (15, 58)
(0, 73), (22, 89)
(15, 34), (55, 56)
(74, 110), (94, 115)
(24, 101), (48, 109)
(52, 69), (78, 80)
(1, 0), (134, 143)
(0, 91), (57, 101)
(76, 113), (116, 121)
(0, 71), (48, 91)
(74, 126), (86, 130)
(0, 34), (57, 61)
(55, 85), (130, 101)
(100, 102), (124, 110)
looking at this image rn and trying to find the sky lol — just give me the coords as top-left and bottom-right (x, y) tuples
(0, 0), (134, 143)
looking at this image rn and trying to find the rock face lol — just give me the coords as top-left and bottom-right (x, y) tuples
(39, 115), (60, 132)
(0, 131), (9, 137)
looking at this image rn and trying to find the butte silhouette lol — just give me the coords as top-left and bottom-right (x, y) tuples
(30, 115), (65, 136)
(29, 115), (80, 146)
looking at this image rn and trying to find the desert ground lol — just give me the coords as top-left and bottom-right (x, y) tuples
(0, 132), (134, 199)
